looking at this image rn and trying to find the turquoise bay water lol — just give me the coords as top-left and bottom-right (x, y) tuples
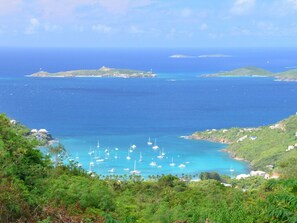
(1, 48), (297, 177)
(61, 134), (237, 178)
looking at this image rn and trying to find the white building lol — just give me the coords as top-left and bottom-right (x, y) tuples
(31, 129), (38, 133)
(38, 129), (48, 134)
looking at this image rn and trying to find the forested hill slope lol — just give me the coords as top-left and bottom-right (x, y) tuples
(191, 114), (297, 176)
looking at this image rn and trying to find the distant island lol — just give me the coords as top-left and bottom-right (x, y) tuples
(203, 66), (297, 81)
(169, 54), (232, 58)
(28, 66), (156, 78)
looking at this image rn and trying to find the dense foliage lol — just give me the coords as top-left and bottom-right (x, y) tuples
(1, 114), (297, 222)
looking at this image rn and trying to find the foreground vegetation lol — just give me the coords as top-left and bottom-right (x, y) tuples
(1, 114), (297, 222)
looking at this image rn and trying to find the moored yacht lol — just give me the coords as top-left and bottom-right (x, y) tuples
(147, 137), (153, 146)
(130, 160), (141, 175)
(152, 139), (159, 150)
(169, 157), (175, 167)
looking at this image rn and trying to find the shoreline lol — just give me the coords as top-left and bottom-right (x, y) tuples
(187, 135), (253, 171)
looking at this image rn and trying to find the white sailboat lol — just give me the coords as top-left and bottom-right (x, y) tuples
(147, 137), (153, 146)
(108, 168), (115, 173)
(152, 139), (159, 150)
(88, 146), (94, 156)
(157, 150), (164, 159)
(169, 157), (175, 167)
(139, 152), (143, 162)
(114, 150), (119, 159)
(97, 140), (100, 149)
(126, 149), (131, 160)
(96, 150), (104, 162)
(88, 162), (93, 174)
(149, 161), (157, 167)
(178, 164), (186, 169)
(161, 148), (165, 156)
(131, 144), (137, 149)
(130, 160), (141, 175)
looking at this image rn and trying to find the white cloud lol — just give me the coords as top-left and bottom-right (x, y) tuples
(231, 26), (251, 35)
(288, 0), (297, 9)
(97, 0), (154, 14)
(44, 24), (61, 32)
(25, 18), (40, 35)
(130, 25), (144, 34)
(199, 23), (208, 31)
(92, 24), (112, 33)
(181, 8), (191, 17)
(37, 0), (96, 18)
(0, 0), (22, 15)
(230, 0), (256, 15)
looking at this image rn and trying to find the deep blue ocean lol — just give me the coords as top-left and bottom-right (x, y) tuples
(1, 47), (297, 178)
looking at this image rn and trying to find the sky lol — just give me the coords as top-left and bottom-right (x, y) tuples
(0, 0), (297, 47)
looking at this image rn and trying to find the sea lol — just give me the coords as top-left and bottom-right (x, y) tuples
(1, 47), (297, 178)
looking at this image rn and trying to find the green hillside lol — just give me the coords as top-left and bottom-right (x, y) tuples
(204, 66), (297, 81)
(191, 114), (297, 176)
(204, 66), (273, 77)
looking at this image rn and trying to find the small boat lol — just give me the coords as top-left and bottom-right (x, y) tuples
(178, 164), (186, 169)
(124, 168), (130, 171)
(114, 151), (119, 159)
(131, 144), (137, 149)
(115, 147), (119, 151)
(169, 157), (175, 167)
(161, 148), (166, 156)
(157, 149), (164, 159)
(147, 137), (153, 146)
(152, 139), (159, 150)
(149, 161), (157, 167)
(96, 151), (104, 162)
(126, 150), (131, 160)
(88, 147), (95, 156)
(88, 162), (93, 174)
(108, 168), (115, 173)
(157, 165), (162, 169)
(130, 160), (141, 175)
(68, 158), (74, 162)
(139, 152), (143, 162)
(97, 140), (100, 149)
(77, 163), (82, 168)
(157, 154), (164, 159)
